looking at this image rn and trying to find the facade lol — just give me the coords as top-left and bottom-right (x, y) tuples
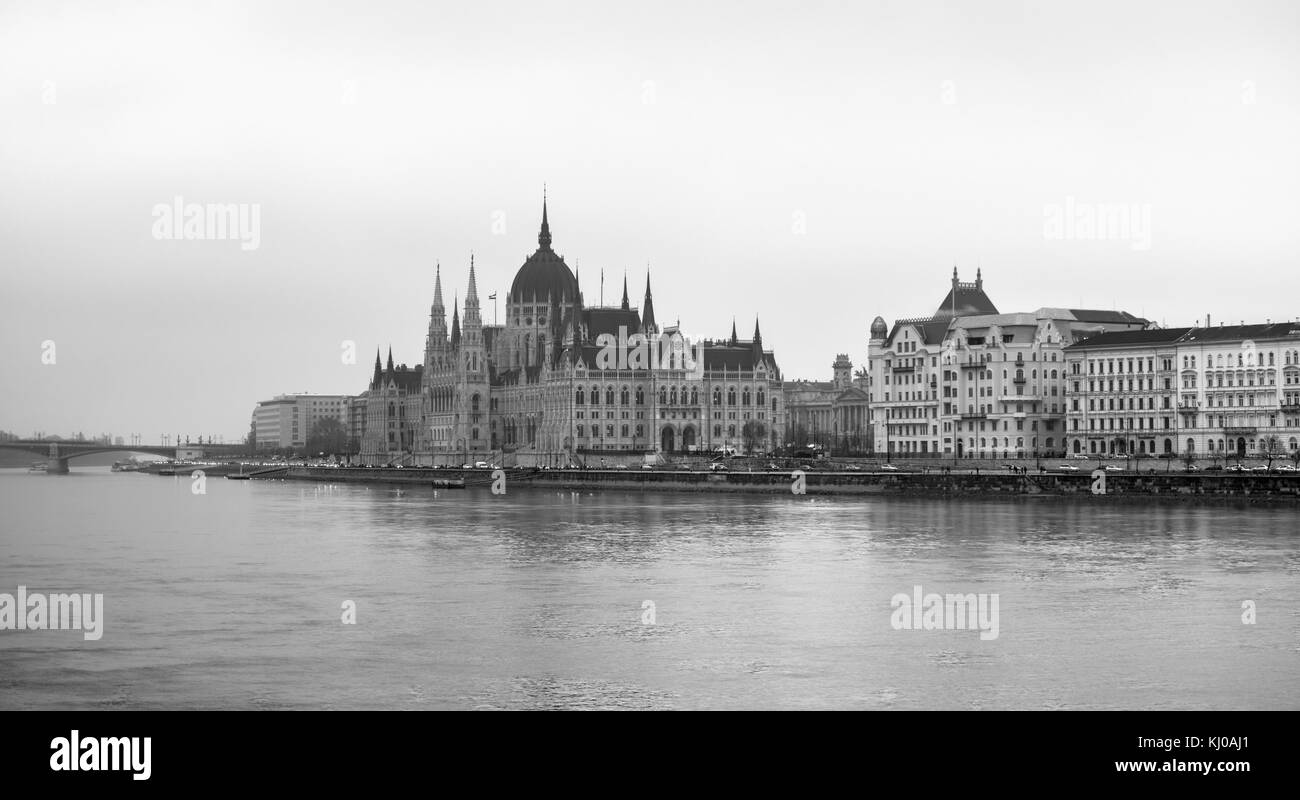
(360, 349), (424, 464)
(867, 269), (1148, 458)
(1064, 323), (1300, 460)
(252, 393), (352, 450)
(360, 198), (785, 466)
(784, 354), (871, 453)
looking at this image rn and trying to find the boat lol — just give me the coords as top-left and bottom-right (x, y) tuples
(226, 464), (252, 480)
(431, 478), (466, 489)
(28, 461), (46, 473)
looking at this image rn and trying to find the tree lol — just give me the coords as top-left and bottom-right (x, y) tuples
(790, 424), (809, 450)
(1263, 436), (1283, 470)
(246, 421), (257, 453)
(306, 417), (348, 456)
(1182, 447), (1196, 472)
(742, 420), (767, 456)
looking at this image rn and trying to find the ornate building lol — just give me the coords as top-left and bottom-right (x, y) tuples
(360, 198), (786, 465)
(784, 354), (871, 453)
(867, 269), (1148, 458)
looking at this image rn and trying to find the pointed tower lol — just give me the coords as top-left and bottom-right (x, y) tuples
(426, 263), (449, 366)
(538, 190), (552, 249)
(729, 318), (738, 346)
(752, 317), (763, 352)
(641, 271), (657, 335)
(451, 295), (461, 348)
(372, 348), (383, 388)
(386, 346), (394, 373)
(620, 273), (630, 311)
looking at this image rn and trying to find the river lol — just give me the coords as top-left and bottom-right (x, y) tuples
(1, 467), (1296, 709)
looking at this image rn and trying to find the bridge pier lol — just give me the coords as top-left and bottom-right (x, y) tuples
(46, 458), (69, 474)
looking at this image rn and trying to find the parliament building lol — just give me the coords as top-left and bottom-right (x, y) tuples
(359, 199), (785, 466)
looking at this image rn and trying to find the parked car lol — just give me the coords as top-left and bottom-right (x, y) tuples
(1104, 465), (1123, 472)
(880, 464), (900, 472)
(1058, 464), (1080, 472)
(709, 462), (729, 472)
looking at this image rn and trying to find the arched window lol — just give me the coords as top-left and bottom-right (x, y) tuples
(757, 389), (765, 406)
(690, 389), (698, 405)
(727, 387), (737, 406)
(636, 386), (645, 405)
(576, 388), (585, 405)
(621, 387), (630, 405)
(669, 387), (677, 405)
(659, 387), (668, 404)
(606, 386), (615, 405)
(713, 387), (722, 405)
(742, 388), (751, 406)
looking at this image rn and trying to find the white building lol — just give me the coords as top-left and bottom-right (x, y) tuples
(1064, 322), (1300, 460)
(252, 393), (352, 450)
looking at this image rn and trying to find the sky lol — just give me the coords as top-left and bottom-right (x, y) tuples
(1, 0), (1298, 442)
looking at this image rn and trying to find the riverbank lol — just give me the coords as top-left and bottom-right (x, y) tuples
(241, 465), (1300, 502)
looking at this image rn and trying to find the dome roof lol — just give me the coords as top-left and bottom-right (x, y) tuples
(509, 198), (579, 303)
(510, 247), (577, 303)
(870, 316), (888, 338)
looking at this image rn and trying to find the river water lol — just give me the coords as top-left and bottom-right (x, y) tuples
(1, 466), (1296, 709)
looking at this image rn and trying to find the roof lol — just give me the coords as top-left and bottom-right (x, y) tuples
(1066, 328), (1192, 349)
(933, 283), (998, 319)
(1069, 322), (1300, 351)
(509, 246), (577, 303)
(583, 307), (642, 340)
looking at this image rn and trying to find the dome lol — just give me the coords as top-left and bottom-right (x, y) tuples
(509, 198), (579, 303)
(509, 247), (577, 303)
(870, 316), (888, 338)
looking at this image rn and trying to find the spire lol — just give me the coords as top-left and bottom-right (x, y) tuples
(729, 318), (738, 346)
(386, 346), (394, 372)
(976, 267), (983, 289)
(372, 348), (382, 385)
(451, 294), (461, 347)
(642, 270), (657, 334)
(753, 317), (762, 349)
(620, 272), (629, 310)
(538, 188), (552, 249)
(952, 266), (959, 289)
(466, 253), (479, 304)
(433, 262), (444, 311)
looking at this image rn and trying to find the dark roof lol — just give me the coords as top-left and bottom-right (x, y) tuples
(509, 246), (577, 303)
(888, 317), (952, 345)
(1069, 322), (1300, 351)
(372, 364), (424, 391)
(702, 343), (778, 374)
(1066, 328), (1191, 349)
(1179, 323), (1300, 343)
(583, 307), (642, 340)
(933, 284), (998, 319)
(1067, 309), (1148, 325)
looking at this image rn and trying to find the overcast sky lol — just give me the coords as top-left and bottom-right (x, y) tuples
(2, 0), (1297, 442)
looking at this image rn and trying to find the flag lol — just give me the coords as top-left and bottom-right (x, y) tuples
(488, 292), (497, 300)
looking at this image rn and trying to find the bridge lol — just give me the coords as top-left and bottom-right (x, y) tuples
(0, 440), (249, 473)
